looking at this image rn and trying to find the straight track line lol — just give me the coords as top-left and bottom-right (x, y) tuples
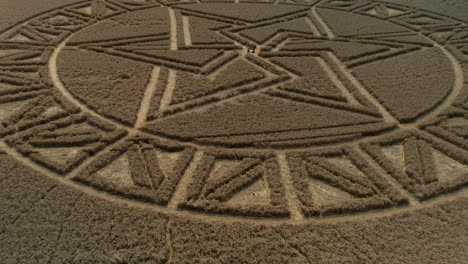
(277, 153), (304, 221)
(135, 67), (161, 129)
(168, 8), (178, 51)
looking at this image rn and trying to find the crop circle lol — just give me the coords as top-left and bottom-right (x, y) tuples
(0, 0), (467, 221)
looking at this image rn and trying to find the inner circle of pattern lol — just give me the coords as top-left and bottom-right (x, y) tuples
(54, 2), (459, 151)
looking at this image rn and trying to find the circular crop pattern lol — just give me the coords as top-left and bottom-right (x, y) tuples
(0, 0), (467, 221)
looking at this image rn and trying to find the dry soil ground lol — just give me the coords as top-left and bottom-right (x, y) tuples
(0, 0), (468, 263)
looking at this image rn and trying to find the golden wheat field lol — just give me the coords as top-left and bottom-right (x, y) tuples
(0, 0), (467, 263)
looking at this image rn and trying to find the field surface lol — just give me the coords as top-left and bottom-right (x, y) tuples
(0, 0), (468, 263)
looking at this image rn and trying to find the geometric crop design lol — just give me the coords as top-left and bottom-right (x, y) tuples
(0, 0), (467, 221)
